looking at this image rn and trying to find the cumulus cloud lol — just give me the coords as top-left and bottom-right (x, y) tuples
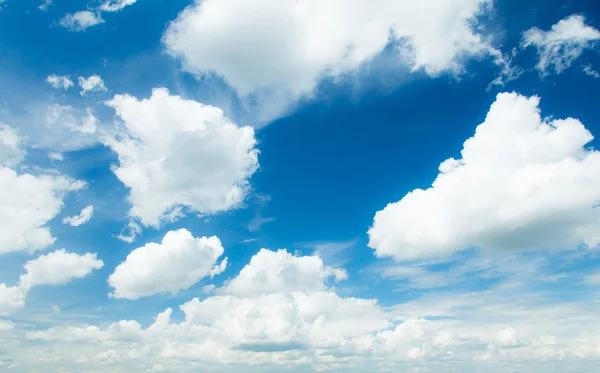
(108, 229), (227, 300)
(100, 0), (137, 12)
(0, 167), (85, 254)
(1, 250), (103, 315)
(78, 75), (107, 96)
(368, 92), (600, 261)
(221, 249), (347, 296)
(115, 220), (142, 243)
(104, 88), (259, 227)
(46, 75), (74, 90)
(522, 15), (600, 75)
(59, 11), (104, 32)
(163, 0), (509, 122)
(46, 104), (98, 135)
(0, 124), (25, 167)
(62, 205), (94, 227)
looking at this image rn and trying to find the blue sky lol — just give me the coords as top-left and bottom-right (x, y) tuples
(1, 0), (600, 372)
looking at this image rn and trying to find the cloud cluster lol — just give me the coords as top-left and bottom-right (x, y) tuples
(0, 249), (103, 315)
(522, 15), (600, 75)
(164, 0), (507, 121)
(369, 92), (600, 261)
(105, 88), (259, 227)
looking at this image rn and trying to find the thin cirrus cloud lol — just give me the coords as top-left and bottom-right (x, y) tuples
(522, 14), (600, 75)
(163, 0), (513, 123)
(368, 92), (600, 261)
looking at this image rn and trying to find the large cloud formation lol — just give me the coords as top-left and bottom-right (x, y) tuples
(164, 0), (507, 120)
(105, 88), (259, 227)
(369, 92), (600, 261)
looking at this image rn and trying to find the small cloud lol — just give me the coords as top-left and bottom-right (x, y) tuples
(583, 64), (600, 79)
(46, 75), (73, 90)
(63, 205), (94, 227)
(59, 11), (104, 32)
(78, 75), (107, 96)
(241, 238), (260, 243)
(115, 220), (142, 243)
(38, 0), (52, 12)
(100, 0), (137, 13)
(48, 152), (64, 161)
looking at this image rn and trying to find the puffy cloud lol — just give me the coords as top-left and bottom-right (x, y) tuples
(63, 205), (94, 227)
(100, 0), (137, 12)
(78, 75), (108, 96)
(18, 249), (104, 291)
(59, 11), (104, 32)
(163, 0), (508, 121)
(221, 248), (347, 296)
(46, 75), (73, 90)
(104, 88), (259, 227)
(115, 220), (142, 243)
(1, 249), (103, 315)
(0, 124), (25, 167)
(369, 92), (600, 261)
(0, 167), (85, 254)
(108, 229), (227, 300)
(46, 104), (98, 135)
(522, 15), (600, 75)
(48, 152), (64, 161)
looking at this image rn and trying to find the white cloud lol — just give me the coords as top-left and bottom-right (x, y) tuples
(48, 152), (64, 161)
(584, 272), (600, 286)
(522, 15), (600, 75)
(78, 75), (107, 96)
(18, 249), (104, 291)
(583, 64), (600, 78)
(38, 0), (52, 12)
(59, 11), (104, 32)
(0, 320), (14, 331)
(104, 88), (259, 227)
(108, 229), (227, 300)
(46, 75), (73, 90)
(221, 248), (347, 296)
(1, 249), (103, 315)
(62, 205), (94, 227)
(0, 167), (85, 254)
(163, 0), (508, 122)
(368, 92), (600, 261)
(115, 220), (142, 243)
(0, 124), (25, 167)
(46, 104), (98, 135)
(100, 0), (137, 12)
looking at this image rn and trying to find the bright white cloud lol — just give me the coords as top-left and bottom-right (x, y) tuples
(18, 249), (104, 291)
(1, 249), (103, 315)
(46, 75), (74, 90)
(368, 92), (600, 261)
(100, 0), (137, 12)
(0, 167), (85, 254)
(0, 124), (25, 167)
(104, 88), (259, 227)
(62, 205), (94, 227)
(108, 229), (227, 300)
(221, 248), (347, 296)
(115, 220), (142, 243)
(48, 152), (64, 161)
(78, 75), (107, 96)
(522, 15), (600, 75)
(59, 11), (104, 32)
(163, 0), (508, 121)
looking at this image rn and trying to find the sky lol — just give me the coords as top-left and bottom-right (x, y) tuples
(1, 0), (600, 372)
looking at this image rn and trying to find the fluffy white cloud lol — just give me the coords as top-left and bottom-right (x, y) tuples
(221, 248), (347, 296)
(163, 0), (507, 121)
(59, 11), (104, 32)
(0, 167), (85, 254)
(522, 15), (600, 75)
(104, 88), (259, 226)
(0, 124), (25, 167)
(46, 75), (74, 90)
(18, 249), (104, 291)
(78, 75), (107, 96)
(0, 249), (103, 315)
(108, 229), (227, 300)
(48, 152), (64, 161)
(100, 0), (137, 12)
(63, 205), (94, 227)
(368, 92), (600, 261)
